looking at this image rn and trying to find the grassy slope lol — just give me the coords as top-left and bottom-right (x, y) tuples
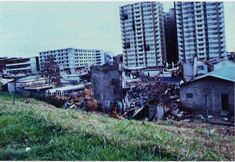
(0, 92), (234, 160)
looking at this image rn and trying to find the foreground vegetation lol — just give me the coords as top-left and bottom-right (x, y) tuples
(0, 92), (234, 160)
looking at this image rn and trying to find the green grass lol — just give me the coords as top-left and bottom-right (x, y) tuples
(0, 92), (234, 160)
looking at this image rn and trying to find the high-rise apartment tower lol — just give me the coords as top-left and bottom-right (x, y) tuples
(175, 2), (226, 63)
(120, 2), (166, 69)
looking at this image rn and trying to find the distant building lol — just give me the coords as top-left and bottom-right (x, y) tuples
(165, 8), (178, 64)
(113, 54), (123, 64)
(7, 75), (49, 94)
(60, 74), (80, 85)
(175, 2), (226, 63)
(39, 48), (105, 74)
(180, 67), (235, 115)
(182, 54), (235, 81)
(1, 57), (38, 74)
(5, 57), (40, 76)
(0, 57), (16, 72)
(120, 2), (166, 69)
(213, 60), (235, 71)
(104, 52), (113, 64)
(226, 52), (235, 61)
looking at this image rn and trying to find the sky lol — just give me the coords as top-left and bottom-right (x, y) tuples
(0, 1), (234, 57)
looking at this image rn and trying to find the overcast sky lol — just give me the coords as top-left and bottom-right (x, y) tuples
(0, 1), (234, 57)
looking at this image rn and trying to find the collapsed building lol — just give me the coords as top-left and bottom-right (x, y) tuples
(90, 62), (186, 121)
(124, 77), (183, 121)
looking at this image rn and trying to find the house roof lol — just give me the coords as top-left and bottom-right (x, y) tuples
(0, 78), (14, 85)
(45, 84), (85, 93)
(184, 66), (235, 84)
(17, 75), (46, 83)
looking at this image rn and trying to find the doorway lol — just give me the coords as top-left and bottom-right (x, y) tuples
(221, 94), (229, 111)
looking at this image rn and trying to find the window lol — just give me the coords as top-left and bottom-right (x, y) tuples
(124, 42), (131, 49)
(144, 44), (150, 51)
(186, 93), (193, 98)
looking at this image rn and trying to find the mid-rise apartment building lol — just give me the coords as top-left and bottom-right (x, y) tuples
(120, 2), (166, 69)
(39, 48), (105, 74)
(175, 2), (226, 63)
(0, 57), (17, 72)
(4, 57), (40, 76)
(165, 8), (178, 64)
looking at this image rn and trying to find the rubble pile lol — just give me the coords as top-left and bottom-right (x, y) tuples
(61, 74), (193, 122)
(63, 87), (101, 112)
(125, 76), (190, 121)
(63, 87), (126, 120)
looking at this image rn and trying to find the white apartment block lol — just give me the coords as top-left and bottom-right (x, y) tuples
(5, 57), (40, 75)
(39, 48), (105, 74)
(175, 2), (226, 63)
(120, 2), (166, 69)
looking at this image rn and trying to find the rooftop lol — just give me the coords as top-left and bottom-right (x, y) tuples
(17, 75), (45, 83)
(46, 84), (85, 93)
(0, 78), (14, 85)
(187, 66), (235, 84)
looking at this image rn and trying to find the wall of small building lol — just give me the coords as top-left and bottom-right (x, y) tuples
(183, 63), (194, 81)
(91, 64), (122, 112)
(180, 77), (234, 114)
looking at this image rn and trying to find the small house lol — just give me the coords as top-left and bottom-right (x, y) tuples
(180, 67), (235, 115)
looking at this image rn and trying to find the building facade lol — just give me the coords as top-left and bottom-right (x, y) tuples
(5, 57), (40, 76)
(165, 8), (178, 64)
(39, 48), (105, 74)
(120, 2), (166, 69)
(0, 57), (16, 73)
(175, 2), (226, 63)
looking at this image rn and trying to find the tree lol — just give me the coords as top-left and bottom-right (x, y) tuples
(41, 56), (61, 85)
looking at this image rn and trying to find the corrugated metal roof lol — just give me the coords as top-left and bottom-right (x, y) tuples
(188, 66), (235, 83)
(45, 84), (85, 93)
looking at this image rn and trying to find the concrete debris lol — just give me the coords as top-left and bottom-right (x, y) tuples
(63, 87), (100, 112)
(124, 76), (190, 121)
(197, 114), (205, 119)
(108, 105), (123, 119)
(223, 117), (229, 121)
(132, 106), (147, 120)
(24, 98), (30, 104)
(183, 119), (191, 122)
(59, 74), (232, 126)
(208, 115), (213, 119)
(84, 98), (100, 111)
(156, 105), (165, 121)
